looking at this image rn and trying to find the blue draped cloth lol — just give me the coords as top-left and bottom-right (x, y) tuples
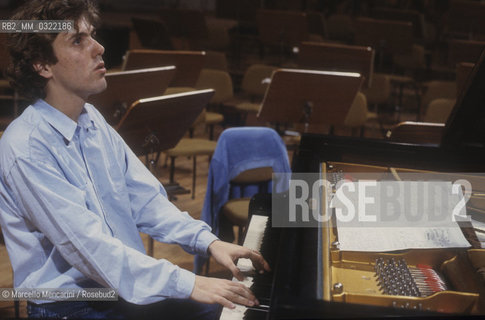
(194, 127), (291, 274)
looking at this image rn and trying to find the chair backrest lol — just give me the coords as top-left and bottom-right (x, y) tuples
(361, 73), (391, 105)
(240, 64), (276, 97)
(421, 80), (457, 112)
(195, 68), (234, 104)
(344, 92), (368, 127)
(203, 50), (229, 72)
(423, 98), (456, 123)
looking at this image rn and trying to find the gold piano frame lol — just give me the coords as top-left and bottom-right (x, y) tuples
(321, 161), (485, 314)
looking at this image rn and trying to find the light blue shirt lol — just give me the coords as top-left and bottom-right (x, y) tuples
(0, 100), (218, 305)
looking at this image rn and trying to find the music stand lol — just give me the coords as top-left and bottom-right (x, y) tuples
(257, 68), (364, 133)
(88, 66), (175, 126)
(121, 49), (206, 87)
(297, 41), (375, 88)
(116, 88), (214, 157)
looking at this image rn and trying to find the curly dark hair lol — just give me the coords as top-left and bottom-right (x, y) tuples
(6, 0), (100, 102)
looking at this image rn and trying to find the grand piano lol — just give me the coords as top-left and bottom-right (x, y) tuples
(220, 49), (485, 319)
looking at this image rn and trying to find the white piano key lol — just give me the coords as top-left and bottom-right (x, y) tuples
(220, 215), (268, 319)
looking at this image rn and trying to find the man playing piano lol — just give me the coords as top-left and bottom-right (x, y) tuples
(0, 0), (269, 319)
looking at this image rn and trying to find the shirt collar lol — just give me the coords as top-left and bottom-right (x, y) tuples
(34, 99), (96, 143)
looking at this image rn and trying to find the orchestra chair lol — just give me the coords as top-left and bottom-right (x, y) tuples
(194, 127), (291, 275)
(195, 68), (233, 135)
(420, 80), (457, 117)
(361, 73), (392, 114)
(163, 125), (217, 200)
(121, 49), (206, 88)
(161, 87), (217, 199)
(227, 64), (277, 124)
(343, 92), (378, 137)
(297, 92), (378, 137)
(423, 98), (456, 124)
(203, 50), (229, 72)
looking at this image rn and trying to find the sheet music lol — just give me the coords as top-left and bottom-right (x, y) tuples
(333, 181), (471, 251)
(337, 227), (470, 252)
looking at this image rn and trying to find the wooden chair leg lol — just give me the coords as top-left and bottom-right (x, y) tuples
(192, 156), (197, 199)
(209, 124), (214, 140)
(148, 238), (154, 257)
(169, 156), (176, 183)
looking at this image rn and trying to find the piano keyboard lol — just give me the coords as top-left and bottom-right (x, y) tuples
(219, 214), (270, 320)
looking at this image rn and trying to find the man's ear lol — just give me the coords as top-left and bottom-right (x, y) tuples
(33, 62), (52, 79)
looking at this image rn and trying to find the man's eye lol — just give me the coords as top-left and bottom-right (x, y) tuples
(73, 36), (81, 45)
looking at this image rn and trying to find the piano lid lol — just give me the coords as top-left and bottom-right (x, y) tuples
(442, 46), (485, 149)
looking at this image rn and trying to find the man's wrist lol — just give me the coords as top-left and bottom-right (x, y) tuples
(207, 239), (221, 256)
(196, 230), (219, 256)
